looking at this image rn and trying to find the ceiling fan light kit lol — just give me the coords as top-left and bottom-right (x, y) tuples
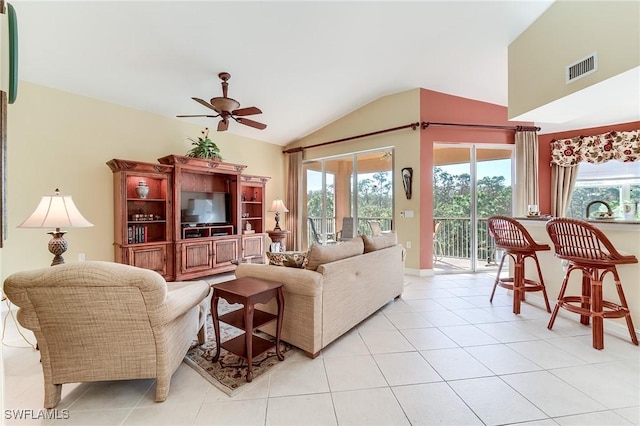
(177, 72), (267, 132)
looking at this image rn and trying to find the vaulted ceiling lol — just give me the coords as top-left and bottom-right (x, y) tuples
(13, 1), (634, 146)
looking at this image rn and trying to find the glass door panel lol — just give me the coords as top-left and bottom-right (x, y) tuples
(433, 144), (514, 273)
(433, 146), (473, 272)
(304, 160), (335, 247)
(356, 150), (393, 236)
(476, 150), (513, 269)
(303, 149), (394, 246)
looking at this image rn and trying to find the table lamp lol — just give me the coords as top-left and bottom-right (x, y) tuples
(18, 188), (94, 266)
(269, 199), (289, 231)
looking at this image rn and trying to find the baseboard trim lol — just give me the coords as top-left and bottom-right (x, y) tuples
(404, 268), (434, 277)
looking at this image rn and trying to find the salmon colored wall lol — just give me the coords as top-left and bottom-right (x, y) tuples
(537, 121), (640, 215)
(419, 89), (533, 271)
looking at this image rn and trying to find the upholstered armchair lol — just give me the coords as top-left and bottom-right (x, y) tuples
(3, 261), (211, 408)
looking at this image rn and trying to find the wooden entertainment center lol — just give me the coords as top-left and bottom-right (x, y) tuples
(107, 155), (270, 281)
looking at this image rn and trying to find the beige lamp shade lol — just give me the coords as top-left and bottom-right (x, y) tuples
(269, 199), (289, 213)
(19, 190), (93, 229)
(269, 199), (288, 231)
(18, 189), (93, 266)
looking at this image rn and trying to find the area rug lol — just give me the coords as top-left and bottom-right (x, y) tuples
(184, 300), (296, 397)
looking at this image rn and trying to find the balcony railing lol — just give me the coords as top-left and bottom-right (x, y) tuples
(307, 217), (393, 244)
(308, 216), (497, 265)
(433, 217), (497, 264)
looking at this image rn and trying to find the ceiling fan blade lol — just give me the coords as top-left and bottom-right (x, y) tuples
(236, 117), (267, 130)
(176, 114), (219, 118)
(232, 106), (262, 116)
(217, 119), (229, 132)
(192, 97), (221, 113)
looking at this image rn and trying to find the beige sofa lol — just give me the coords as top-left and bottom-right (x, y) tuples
(3, 261), (211, 408)
(235, 233), (404, 357)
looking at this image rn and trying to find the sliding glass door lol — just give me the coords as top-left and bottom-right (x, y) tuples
(303, 149), (394, 248)
(433, 144), (513, 273)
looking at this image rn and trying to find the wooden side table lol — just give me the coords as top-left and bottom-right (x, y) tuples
(267, 229), (290, 252)
(211, 277), (284, 382)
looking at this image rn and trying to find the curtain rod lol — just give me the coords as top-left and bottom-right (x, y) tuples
(282, 120), (540, 154)
(422, 121), (540, 132)
(282, 122), (420, 154)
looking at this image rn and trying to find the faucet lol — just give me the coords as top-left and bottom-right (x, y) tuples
(586, 200), (613, 219)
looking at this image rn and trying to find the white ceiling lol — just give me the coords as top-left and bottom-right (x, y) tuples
(11, 1), (638, 146)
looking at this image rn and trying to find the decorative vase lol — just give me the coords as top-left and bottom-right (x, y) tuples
(136, 180), (149, 199)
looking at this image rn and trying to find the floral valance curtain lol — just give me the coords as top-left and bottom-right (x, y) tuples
(551, 130), (640, 167)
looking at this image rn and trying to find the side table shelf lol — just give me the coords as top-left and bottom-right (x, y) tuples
(211, 277), (285, 382)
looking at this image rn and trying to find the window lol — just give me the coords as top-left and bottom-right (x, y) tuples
(568, 161), (640, 219)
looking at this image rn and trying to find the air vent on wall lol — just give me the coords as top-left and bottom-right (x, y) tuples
(566, 52), (598, 84)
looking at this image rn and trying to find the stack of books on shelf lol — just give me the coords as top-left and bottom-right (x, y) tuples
(128, 225), (148, 244)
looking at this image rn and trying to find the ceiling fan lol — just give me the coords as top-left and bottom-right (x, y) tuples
(177, 72), (267, 132)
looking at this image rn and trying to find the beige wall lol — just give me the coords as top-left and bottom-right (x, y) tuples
(508, 0), (639, 118)
(2, 81), (284, 280)
(287, 89), (421, 270)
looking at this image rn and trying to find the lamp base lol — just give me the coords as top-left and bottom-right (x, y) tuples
(273, 212), (282, 231)
(47, 231), (68, 266)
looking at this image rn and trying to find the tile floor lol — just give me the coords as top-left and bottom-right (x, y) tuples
(2, 272), (639, 425)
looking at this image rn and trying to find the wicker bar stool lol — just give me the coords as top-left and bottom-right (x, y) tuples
(487, 216), (552, 315)
(546, 218), (638, 349)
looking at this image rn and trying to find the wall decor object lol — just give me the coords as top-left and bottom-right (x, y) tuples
(401, 167), (413, 199)
(0, 3), (18, 103)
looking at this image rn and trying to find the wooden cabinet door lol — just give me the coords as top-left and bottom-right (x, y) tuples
(212, 238), (239, 269)
(127, 245), (167, 277)
(242, 234), (264, 259)
(180, 240), (213, 274)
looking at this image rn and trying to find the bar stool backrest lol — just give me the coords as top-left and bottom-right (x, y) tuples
(487, 215), (545, 251)
(546, 217), (637, 266)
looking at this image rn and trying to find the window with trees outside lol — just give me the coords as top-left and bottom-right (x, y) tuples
(305, 150), (393, 247)
(568, 161), (640, 219)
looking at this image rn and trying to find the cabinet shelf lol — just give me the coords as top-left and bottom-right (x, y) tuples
(126, 198), (166, 202)
(128, 220), (166, 224)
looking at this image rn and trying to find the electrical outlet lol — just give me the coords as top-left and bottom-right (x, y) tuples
(400, 211), (405, 218)
(78, 253), (86, 262)
(406, 241), (411, 248)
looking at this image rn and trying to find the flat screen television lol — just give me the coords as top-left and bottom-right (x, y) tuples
(181, 191), (229, 225)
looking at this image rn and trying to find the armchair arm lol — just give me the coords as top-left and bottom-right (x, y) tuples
(148, 281), (211, 327)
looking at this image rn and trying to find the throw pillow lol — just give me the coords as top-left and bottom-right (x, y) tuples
(266, 251), (307, 268)
(362, 231), (397, 253)
(304, 237), (365, 271)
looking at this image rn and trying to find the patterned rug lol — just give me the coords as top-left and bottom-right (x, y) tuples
(184, 300), (296, 397)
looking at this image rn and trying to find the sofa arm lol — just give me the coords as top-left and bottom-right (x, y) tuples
(235, 264), (322, 297)
(150, 280), (211, 327)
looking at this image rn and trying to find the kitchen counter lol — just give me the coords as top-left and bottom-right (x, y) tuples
(517, 219), (640, 342)
(517, 216), (640, 231)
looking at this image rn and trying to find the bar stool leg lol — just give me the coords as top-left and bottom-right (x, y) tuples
(513, 255), (524, 315)
(580, 273), (591, 326)
(611, 268), (639, 346)
(533, 254), (551, 313)
(548, 265), (576, 330)
(590, 270), (604, 350)
(490, 252), (507, 303)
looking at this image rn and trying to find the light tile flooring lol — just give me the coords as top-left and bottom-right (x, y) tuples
(2, 273), (639, 425)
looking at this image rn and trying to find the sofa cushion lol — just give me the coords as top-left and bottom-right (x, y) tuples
(304, 237), (365, 271)
(266, 251), (307, 268)
(362, 231), (398, 253)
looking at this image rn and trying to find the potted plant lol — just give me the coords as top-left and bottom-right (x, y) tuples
(186, 128), (222, 160)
